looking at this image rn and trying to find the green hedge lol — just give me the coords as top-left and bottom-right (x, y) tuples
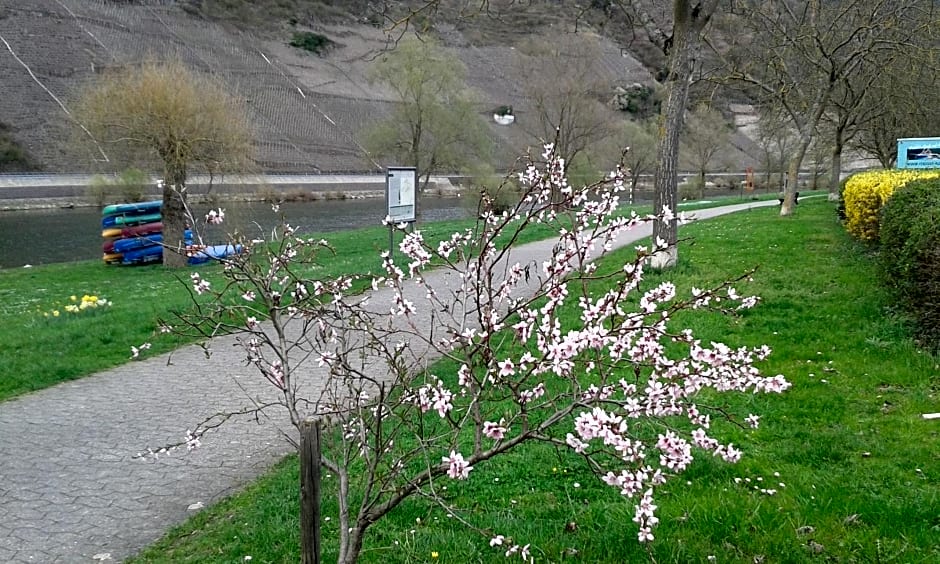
(879, 177), (940, 349)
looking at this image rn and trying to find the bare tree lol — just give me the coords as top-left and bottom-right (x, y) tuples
(363, 35), (493, 191)
(820, 15), (938, 197)
(684, 103), (731, 192)
(74, 59), (253, 267)
(719, 0), (933, 216)
(851, 60), (940, 169)
(618, 119), (659, 204)
(754, 107), (798, 191)
(370, 0), (717, 267)
(514, 32), (614, 174)
(597, 117), (658, 203)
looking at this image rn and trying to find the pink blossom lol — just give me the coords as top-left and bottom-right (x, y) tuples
(205, 208), (225, 225)
(190, 272), (211, 295)
(457, 364), (472, 388)
(442, 450), (472, 479)
(130, 342), (151, 360)
(413, 379), (454, 418)
(483, 420), (508, 440)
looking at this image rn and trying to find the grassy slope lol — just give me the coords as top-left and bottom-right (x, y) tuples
(130, 200), (940, 563)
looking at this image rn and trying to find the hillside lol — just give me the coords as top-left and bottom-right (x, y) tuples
(0, 0), (761, 175)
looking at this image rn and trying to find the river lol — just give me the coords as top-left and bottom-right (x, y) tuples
(0, 197), (472, 269)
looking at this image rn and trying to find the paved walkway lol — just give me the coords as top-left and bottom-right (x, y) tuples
(0, 200), (777, 563)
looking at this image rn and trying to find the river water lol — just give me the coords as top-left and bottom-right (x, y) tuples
(0, 197), (472, 269)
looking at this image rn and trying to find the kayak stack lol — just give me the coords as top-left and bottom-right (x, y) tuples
(101, 200), (169, 264)
(101, 200), (242, 265)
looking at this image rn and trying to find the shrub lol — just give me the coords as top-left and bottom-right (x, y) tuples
(86, 168), (149, 206)
(463, 181), (520, 216)
(609, 83), (661, 118)
(0, 122), (35, 171)
(842, 169), (940, 241)
(679, 179), (703, 201)
(289, 31), (335, 55)
(879, 177), (940, 349)
(116, 168), (148, 202)
(86, 174), (117, 207)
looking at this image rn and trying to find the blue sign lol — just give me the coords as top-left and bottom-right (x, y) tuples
(897, 138), (940, 169)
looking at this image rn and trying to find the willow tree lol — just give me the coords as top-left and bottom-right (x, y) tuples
(75, 59), (253, 267)
(364, 36), (492, 191)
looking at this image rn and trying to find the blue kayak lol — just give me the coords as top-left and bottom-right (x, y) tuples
(119, 243), (241, 265)
(188, 244), (243, 265)
(120, 244), (164, 265)
(112, 231), (192, 254)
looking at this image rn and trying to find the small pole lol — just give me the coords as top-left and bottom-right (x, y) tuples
(300, 419), (322, 564)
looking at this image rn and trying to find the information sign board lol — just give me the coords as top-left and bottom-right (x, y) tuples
(386, 167), (417, 223)
(897, 138), (940, 169)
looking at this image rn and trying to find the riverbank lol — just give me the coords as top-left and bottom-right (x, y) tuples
(0, 191), (385, 212)
(0, 174), (463, 211)
(0, 196), (475, 270)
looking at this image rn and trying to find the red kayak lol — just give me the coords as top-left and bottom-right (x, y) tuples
(121, 222), (163, 237)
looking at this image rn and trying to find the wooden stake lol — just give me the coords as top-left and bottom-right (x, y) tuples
(300, 419), (322, 564)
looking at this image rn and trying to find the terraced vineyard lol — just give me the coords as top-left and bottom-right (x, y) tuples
(0, 0), (756, 175)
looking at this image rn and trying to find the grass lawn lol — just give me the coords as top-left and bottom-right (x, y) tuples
(0, 216), (532, 400)
(0, 191), (796, 401)
(127, 199), (939, 563)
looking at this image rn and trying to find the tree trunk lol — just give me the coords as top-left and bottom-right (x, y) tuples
(781, 139), (809, 216)
(162, 159), (189, 268)
(829, 141), (844, 202)
(300, 420), (322, 564)
(651, 0), (697, 269)
(339, 526), (365, 564)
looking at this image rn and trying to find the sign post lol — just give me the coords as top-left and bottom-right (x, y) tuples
(385, 167), (417, 257)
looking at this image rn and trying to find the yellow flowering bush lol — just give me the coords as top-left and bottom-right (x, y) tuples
(42, 295), (111, 318)
(843, 169), (940, 241)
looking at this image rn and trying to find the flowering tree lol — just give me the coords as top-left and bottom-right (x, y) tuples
(157, 145), (788, 563)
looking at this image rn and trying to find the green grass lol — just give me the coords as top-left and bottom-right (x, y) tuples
(0, 192), (794, 401)
(129, 199), (939, 563)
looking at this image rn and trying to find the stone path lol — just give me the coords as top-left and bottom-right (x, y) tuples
(0, 200), (777, 562)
